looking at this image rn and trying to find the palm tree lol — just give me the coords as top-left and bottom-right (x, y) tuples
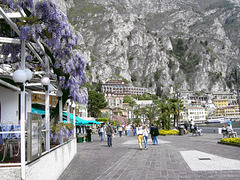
(169, 98), (184, 127)
(141, 105), (159, 126)
(133, 107), (142, 125)
(169, 99), (178, 127)
(158, 99), (172, 130)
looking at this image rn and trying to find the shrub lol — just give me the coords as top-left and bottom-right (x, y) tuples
(159, 129), (179, 135)
(97, 118), (109, 124)
(219, 138), (240, 146)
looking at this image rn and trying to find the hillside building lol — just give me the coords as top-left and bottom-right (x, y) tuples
(102, 80), (147, 97)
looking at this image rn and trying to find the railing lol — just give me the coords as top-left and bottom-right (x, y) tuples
(0, 123), (74, 166)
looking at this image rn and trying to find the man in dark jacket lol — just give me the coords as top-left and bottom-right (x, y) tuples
(152, 125), (159, 145)
(106, 123), (114, 147)
(86, 126), (92, 142)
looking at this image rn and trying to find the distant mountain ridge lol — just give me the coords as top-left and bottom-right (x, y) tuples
(59, 0), (240, 97)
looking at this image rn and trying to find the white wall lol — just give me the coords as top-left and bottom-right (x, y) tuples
(0, 139), (77, 180)
(0, 86), (32, 124)
(0, 86), (19, 124)
(26, 139), (77, 180)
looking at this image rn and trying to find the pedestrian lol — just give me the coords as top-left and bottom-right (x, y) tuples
(142, 125), (149, 150)
(124, 124), (127, 136)
(136, 124), (143, 150)
(228, 120), (233, 129)
(126, 124), (131, 136)
(150, 124), (154, 142)
(86, 126), (92, 142)
(184, 121), (189, 132)
(97, 126), (100, 136)
(132, 124), (136, 136)
(99, 124), (104, 142)
(106, 123), (114, 147)
(152, 124), (159, 145)
(190, 119), (195, 133)
(117, 125), (123, 137)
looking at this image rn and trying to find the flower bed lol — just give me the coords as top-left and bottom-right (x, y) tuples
(159, 129), (179, 135)
(218, 138), (240, 146)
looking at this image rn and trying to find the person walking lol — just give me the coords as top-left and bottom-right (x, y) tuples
(117, 125), (123, 137)
(136, 124), (143, 150)
(190, 119), (195, 133)
(86, 126), (92, 142)
(124, 124), (127, 136)
(106, 123), (114, 147)
(99, 124), (104, 142)
(132, 124), (136, 136)
(126, 124), (131, 136)
(184, 121), (189, 132)
(150, 124), (154, 142)
(152, 124), (159, 145)
(142, 125), (149, 150)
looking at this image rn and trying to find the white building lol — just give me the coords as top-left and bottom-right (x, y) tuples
(135, 100), (154, 108)
(183, 104), (206, 123)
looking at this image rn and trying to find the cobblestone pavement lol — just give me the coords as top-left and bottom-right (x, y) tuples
(58, 133), (240, 180)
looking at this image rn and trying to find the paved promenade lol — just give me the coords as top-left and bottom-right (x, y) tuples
(58, 132), (240, 180)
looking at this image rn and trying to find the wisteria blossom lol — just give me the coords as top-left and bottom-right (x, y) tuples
(0, 0), (88, 104)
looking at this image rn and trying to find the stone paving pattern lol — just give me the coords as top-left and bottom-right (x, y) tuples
(58, 133), (240, 180)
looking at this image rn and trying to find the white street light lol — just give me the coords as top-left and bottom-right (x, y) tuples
(66, 99), (71, 123)
(41, 76), (50, 86)
(57, 89), (63, 133)
(56, 89), (63, 97)
(13, 69), (27, 83)
(66, 99), (71, 106)
(72, 102), (76, 138)
(24, 68), (33, 81)
(12, 68), (28, 180)
(71, 102), (76, 108)
(41, 76), (50, 151)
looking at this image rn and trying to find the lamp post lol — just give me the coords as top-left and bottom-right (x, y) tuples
(41, 76), (50, 151)
(66, 99), (71, 123)
(56, 89), (63, 143)
(72, 102), (76, 138)
(56, 89), (63, 123)
(25, 68), (33, 82)
(13, 68), (32, 180)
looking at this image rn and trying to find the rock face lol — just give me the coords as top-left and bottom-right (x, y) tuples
(63, 0), (239, 96)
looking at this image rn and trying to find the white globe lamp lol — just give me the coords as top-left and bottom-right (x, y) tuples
(56, 89), (63, 97)
(41, 76), (50, 86)
(41, 76), (50, 90)
(13, 69), (27, 83)
(25, 68), (33, 81)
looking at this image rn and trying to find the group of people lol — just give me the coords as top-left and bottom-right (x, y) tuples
(93, 123), (161, 150)
(96, 123), (160, 150)
(98, 124), (114, 147)
(222, 122), (237, 138)
(116, 124), (132, 137)
(136, 124), (160, 150)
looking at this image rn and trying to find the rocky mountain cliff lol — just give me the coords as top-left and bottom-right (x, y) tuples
(61, 0), (240, 97)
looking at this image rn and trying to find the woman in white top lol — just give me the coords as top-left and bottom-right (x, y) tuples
(99, 125), (104, 142)
(136, 124), (143, 150)
(142, 125), (149, 150)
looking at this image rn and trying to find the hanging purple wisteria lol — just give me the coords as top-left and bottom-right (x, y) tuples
(0, 0), (88, 104)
